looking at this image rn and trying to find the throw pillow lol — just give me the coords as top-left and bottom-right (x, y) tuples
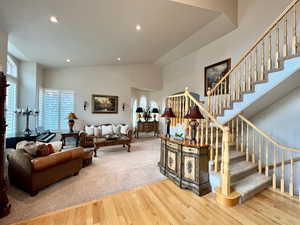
(112, 124), (120, 134)
(23, 142), (49, 157)
(85, 126), (94, 136)
(102, 125), (113, 136)
(50, 141), (63, 152)
(47, 144), (55, 154)
(36, 144), (51, 157)
(94, 127), (102, 137)
(16, 140), (31, 151)
(120, 124), (129, 135)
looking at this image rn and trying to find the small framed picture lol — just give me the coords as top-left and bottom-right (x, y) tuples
(92, 95), (118, 114)
(204, 59), (231, 96)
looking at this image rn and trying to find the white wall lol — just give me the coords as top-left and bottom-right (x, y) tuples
(251, 85), (300, 149)
(0, 28), (8, 72)
(154, 0), (292, 105)
(44, 64), (162, 125)
(17, 62), (44, 132)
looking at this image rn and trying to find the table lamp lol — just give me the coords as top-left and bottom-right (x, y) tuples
(161, 107), (175, 138)
(136, 107), (144, 122)
(184, 105), (204, 143)
(67, 113), (78, 133)
(151, 108), (159, 121)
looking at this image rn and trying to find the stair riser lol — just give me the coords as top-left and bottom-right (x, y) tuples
(239, 180), (271, 204)
(231, 166), (257, 183)
(214, 155), (246, 171)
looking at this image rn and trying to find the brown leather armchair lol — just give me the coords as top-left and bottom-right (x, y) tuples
(7, 147), (84, 196)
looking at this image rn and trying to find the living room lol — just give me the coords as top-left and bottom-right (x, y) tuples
(2, 0), (300, 225)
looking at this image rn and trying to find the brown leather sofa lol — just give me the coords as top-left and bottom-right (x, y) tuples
(7, 147), (84, 196)
(79, 126), (133, 148)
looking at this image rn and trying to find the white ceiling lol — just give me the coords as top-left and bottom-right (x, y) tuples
(0, 0), (220, 68)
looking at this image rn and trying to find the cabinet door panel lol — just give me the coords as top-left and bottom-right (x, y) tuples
(167, 151), (177, 172)
(183, 156), (196, 181)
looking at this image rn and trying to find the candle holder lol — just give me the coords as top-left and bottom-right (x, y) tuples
(15, 107), (39, 137)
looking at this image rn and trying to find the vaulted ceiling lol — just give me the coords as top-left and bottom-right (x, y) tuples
(0, 0), (237, 68)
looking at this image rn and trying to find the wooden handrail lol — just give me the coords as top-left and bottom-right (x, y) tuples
(167, 93), (185, 98)
(184, 88), (227, 132)
(210, 0), (299, 94)
(238, 114), (300, 153)
(263, 157), (300, 172)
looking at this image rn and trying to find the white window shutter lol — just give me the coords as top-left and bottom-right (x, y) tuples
(6, 81), (17, 136)
(42, 89), (74, 131)
(60, 91), (74, 130)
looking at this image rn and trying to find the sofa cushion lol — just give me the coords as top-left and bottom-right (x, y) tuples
(94, 126), (102, 137)
(85, 126), (94, 136)
(112, 124), (121, 134)
(31, 148), (83, 172)
(120, 124), (129, 135)
(102, 125), (113, 136)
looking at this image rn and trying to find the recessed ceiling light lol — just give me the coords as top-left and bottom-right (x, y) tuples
(50, 16), (59, 23)
(66, 59), (71, 63)
(117, 57), (121, 61)
(136, 24), (141, 31)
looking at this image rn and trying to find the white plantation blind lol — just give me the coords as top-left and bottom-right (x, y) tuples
(40, 89), (74, 131)
(6, 81), (17, 136)
(60, 91), (74, 130)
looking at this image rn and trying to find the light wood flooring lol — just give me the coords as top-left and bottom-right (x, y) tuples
(12, 179), (300, 225)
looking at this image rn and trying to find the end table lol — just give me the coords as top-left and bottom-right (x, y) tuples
(61, 132), (79, 148)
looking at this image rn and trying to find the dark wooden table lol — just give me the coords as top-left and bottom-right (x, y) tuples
(135, 121), (159, 138)
(93, 138), (131, 157)
(61, 132), (79, 148)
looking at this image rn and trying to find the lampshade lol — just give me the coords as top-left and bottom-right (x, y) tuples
(152, 108), (159, 113)
(161, 107), (175, 118)
(184, 106), (204, 119)
(136, 107), (144, 113)
(68, 112), (78, 120)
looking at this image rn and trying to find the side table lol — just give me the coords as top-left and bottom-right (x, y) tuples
(61, 132), (79, 148)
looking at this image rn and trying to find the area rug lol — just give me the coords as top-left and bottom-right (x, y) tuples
(2, 137), (164, 225)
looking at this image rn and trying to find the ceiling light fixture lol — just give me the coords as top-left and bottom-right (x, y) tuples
(66, 59), (71, 63)
(117, 57), (121, 61)
(136, 24), (141, 31)
(50, 16), (59, 23)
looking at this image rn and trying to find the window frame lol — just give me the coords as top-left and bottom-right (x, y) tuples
(6, 55), (18, 78)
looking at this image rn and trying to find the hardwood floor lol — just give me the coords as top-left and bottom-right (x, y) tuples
(12, 179), (300, 225)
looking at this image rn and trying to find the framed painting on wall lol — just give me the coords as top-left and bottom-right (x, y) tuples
(204, 58), (231, 96)
(92, 94), (118, 114)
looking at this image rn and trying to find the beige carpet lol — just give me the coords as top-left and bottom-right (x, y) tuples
(2, 137), (164, 225)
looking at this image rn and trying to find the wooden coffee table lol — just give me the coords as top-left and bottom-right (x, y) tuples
(93, 138), (131, 157)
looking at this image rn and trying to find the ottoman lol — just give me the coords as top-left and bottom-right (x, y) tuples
(82, 148), (94, 167)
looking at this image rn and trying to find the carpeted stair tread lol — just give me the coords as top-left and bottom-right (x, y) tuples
(230, 161), (257, 182)
(217, 151), (246, 163)
(232, 173), (271, 203)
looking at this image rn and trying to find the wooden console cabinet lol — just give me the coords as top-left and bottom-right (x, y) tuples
(135, 121), (159, 138)
(158, 136), (210, 196)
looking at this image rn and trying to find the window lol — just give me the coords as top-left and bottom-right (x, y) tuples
(140, 96), (147, 109)
(132, 98), (137, 127)
(150, 100), (158, 109)
(6, 81), (17, 136)
(6, 55), (17, 77)
(39, 89), (74, 131)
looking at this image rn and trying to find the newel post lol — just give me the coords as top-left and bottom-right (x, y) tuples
(207, 87), (211, 113)
(222, 127), (231, 196)
(0, 71), (10, 218)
